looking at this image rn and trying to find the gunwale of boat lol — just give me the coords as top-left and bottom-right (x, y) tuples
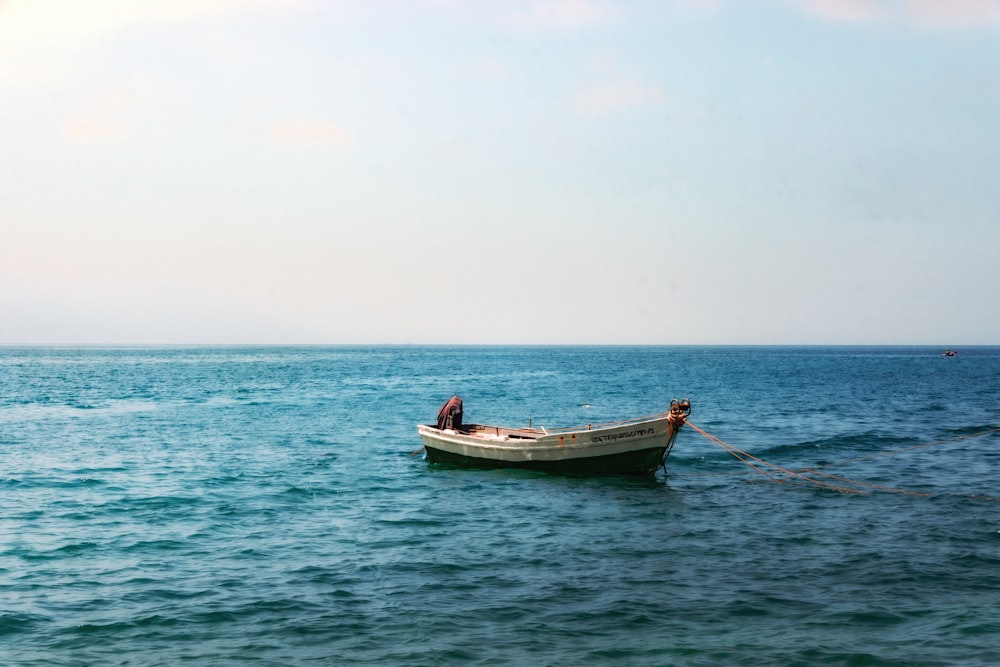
(422, 411), (673, 442)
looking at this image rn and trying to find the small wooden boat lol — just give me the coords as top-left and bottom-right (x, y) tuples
(416, 398), (691, 475)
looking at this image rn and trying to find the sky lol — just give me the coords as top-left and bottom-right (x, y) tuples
(1, 0), (998, 345)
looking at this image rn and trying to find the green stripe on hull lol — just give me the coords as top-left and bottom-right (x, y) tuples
(424, 445), (668, 475)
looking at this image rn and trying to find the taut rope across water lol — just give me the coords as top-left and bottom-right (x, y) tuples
(685, 422), (1000, 496)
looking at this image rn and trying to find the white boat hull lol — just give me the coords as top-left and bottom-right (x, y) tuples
(417, 412), (683, 475)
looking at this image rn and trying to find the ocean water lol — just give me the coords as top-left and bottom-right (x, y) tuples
(1, 345), (998, 666)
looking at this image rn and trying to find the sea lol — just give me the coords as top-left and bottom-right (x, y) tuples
(1, 345), (998, 666)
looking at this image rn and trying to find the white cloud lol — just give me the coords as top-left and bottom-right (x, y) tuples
(793, 0), (1000, 28)
(672, 0), (724, 15)
(506, 0), (617, 31)
(66, 117), (121, 141)
(0, 0), (304, 88)
(85, 74), (169, 112)
(56, 73), (170, 142)
(570, 80), (667, 114)
(267, 119), (350, 146)
(0, 0), (302, 43)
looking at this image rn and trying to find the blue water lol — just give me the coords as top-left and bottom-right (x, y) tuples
(2, 346), (999, 666)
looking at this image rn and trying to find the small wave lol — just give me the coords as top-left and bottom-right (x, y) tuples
(0, 612), (51, 637)
(122, 539), (189, 553)
(281, 485), (314, 496)
(838, 609), (908, 626)
(20, 541), (102, 561)
(0, 399), (160, 424)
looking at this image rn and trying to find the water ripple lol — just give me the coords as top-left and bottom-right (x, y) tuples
(1, 346), (999, 666)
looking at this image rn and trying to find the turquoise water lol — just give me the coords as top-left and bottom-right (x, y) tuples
(1, 346), (998, 666)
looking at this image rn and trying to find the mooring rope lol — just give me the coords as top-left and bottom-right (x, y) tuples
(681, 421), (1000, 495)
(791, 427), (1000, 497)
(798, 426), (1000, 472)
(685, 421), (868, 493)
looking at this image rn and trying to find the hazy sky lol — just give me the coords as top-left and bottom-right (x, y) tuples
(2, 0), (998, 345)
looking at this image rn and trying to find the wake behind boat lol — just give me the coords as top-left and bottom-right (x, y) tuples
(417, 396), (691, 475)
